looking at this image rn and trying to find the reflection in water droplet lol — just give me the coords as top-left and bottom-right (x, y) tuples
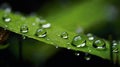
(42, 23), (51, 29)
(35, 28), (47, 38)
(61, 32), (68, 39)
(84, 53), (91, 61)
(2, 16), (11, 23)
(71, 35), (86, 48)
(93, 39), (106, 50)
(20, 25), (28, 34)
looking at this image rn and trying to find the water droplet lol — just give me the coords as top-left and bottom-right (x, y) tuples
(71, 35), (86, 48)
(112, 41), (119, 53)
(112, 47), (119, 53)
(35, 28), (47, 38)
(84, 53), (91, 61)
(87, 33), (94, 41)
(86, 33), (93, 37)
(42, 23), (51, 29)
(75, 52), (80, 56)
(22, 35), (26, 39)
(93, 39), (106, 50)
(67, 47), (71, 50)
(61, 32), (68, 39)
(20, 25), (28, 34)
(88, 50), (92, 52)
(55, 46), (59, 48)
(2, 16), (11, 23)
(88, 36), (94, 41)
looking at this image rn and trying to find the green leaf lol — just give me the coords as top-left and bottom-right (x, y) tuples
(0, 9), (111, 61)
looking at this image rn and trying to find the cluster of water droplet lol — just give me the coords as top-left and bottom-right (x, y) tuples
(1, 4), (120, 62)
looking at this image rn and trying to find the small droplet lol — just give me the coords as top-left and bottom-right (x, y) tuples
(42, 23), (51, 28)
(84, 53), (91, 61)
(35, 28), (47, 38)
(2, 16), (11, 23)
(22, 35), (26, 39)
(61, 32), (68, 39)
(46, 38), (50, 41)
(20, 25), (28, 34)
(112, 47), (119, 53)
(88, 50), (92, 52)
(71, 35), (86, 48)
(86, 33), (93, 37)
(112, 41), (119, 53)
(88, 36), (94, 41)
(93, 39), (106, 50)
(55, 46), (59, 48)
(75, 52), (80, 56)
(67, 47), (71, 50)
(87, 33), (94, 41)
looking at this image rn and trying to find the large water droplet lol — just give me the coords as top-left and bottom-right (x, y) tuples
(61, 32), (68, 39)
(71, 35), (86, 48)
(42, 23), (51, 29)
(84, 53), (91, 61)
(93, 39), (106, 50)
(2, 16), (11, 23)
(35, 28), (47, 38)
(20, 25), (28, 34)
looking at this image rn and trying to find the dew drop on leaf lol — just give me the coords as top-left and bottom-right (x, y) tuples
(2, 16), (11, 23)
(20, 25), (28, 34)
(35, 28), (47, 38)
(87, 33), (94, 41)
(42, 23), (51, 29)
(71, 35), (86, 48)
(93, 39), (106, 50)
(61, 32), (68, 39)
